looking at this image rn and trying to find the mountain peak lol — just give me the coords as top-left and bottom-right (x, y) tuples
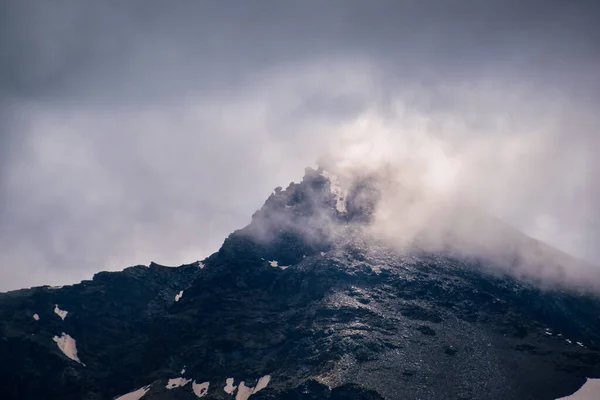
(1, 166), (599, 400)
(252, 166), (380, 227)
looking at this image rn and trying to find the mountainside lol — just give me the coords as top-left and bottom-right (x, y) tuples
(1, 167), (599, 400)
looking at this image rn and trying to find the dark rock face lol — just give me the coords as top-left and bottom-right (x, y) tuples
(0, 263), (203, 399)
(1, 167), (599, 400)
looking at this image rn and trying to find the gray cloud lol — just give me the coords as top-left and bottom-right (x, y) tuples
(1, 0), (599, 291)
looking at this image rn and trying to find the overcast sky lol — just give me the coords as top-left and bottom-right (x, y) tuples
(1, 0), (599, 291)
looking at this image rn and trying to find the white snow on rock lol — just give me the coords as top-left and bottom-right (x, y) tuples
(223, 376), (271, 400)
(53, 332), (84, 365)
(224, 378), (237, 394)
(320, 252), (326, 256)
(175, 291), (183, 302)
(566, 339), (572, 344)
(166, 377), (191, 389)
(115, 385), (151, 400)
(557, 378), (600, 399)
(234, 375), (272, 400)
(268, 261), (288, 270)
(180, 368), (186, 374)
(33, 314), (39, 321)
(192, 381), (210, 398)
(254, 375), (271, 393)
(321, 170), (347, 213)
(54, 304), (68, 320)
(197, 261), (205, 269)
(235, 382), (253, 400)
(576, 342), (585, 347)
(47, 285), (63, 290)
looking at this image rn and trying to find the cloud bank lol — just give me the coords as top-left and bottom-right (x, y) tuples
(0, 0), (598, 291)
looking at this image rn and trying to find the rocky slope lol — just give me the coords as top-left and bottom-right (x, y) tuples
(1, 167), (599, 400)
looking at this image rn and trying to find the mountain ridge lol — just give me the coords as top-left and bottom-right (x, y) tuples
(1, 167), (599, 399)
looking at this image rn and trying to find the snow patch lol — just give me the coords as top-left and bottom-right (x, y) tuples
(33, 314), (39, 321)
(320, 252), (326, 256)
(576, 342), (585, 347)
(53, 333), (84, 365)
(175, 291), (183, 302)
(236, 382), (253, 400)
(223, 376), (271, 400)
(180, 368), (186, 374)
(566, 339), (572, 344)
(166, 377), (191, 389)
(557, 378), (600, 399)
(47, 285), (63, 290)
(54, 304), (68, 320)
(234, 375), (271, 400)
(115, 385), (151, 400)
(224, 378), (237, 394)
(197, 261), (205, 269)
(268, 261), (288, 270)
(254, 375), (271, 393)
(192, 381), (210, 398)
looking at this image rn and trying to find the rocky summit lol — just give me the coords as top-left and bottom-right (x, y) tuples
(1, 167), (599, 400)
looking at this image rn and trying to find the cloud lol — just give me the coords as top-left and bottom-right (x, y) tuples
(318, 105), (599, 289)
(322, 90), (600, 265)
(0, 0), (599, 291)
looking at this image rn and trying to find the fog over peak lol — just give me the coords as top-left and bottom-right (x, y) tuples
(1, 0), (598, 291)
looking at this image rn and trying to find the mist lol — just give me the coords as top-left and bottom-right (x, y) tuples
(1, 1), (598, 291)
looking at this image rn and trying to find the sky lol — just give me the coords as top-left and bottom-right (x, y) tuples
(1, 0), (599, 291)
